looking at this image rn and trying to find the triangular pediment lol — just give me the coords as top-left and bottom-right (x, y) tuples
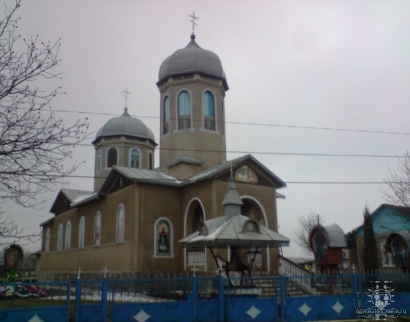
(187, 154), (286, 189)
(50, 189), (95, 214)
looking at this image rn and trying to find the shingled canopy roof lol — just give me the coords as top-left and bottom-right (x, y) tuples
(179, 178), (290, 248)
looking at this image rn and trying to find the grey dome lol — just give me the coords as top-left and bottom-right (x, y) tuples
(93, 108), (156, 144)
(158, 35), (228, 90)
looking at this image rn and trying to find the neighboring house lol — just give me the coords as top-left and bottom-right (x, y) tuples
(38, 33), (288, 279)
(347, 204), (410, 271)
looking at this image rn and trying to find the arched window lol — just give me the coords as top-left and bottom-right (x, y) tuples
(148, 152), (153, 170)
(107, 148), (118, 168)
(65, 221), (71, 250)
(116, 205), (125, 243)
(154, 218), (173, 256)
(178, 91), (191, 130)
(57, 224), (63, 251)
(78, 216), (85, 249)
(203, 91), (215, 131)
(45, 228), (50, 252)
(129, 148), (141, 168)
(94, 211), (101, 246)
(163, 96), (170, 135)
(96, 150), (102, 171)
(221, 98), (225, 135)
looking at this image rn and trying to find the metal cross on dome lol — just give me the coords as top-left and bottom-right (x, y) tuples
(123, 88), (130, 108)
(189, 12), (199, 34)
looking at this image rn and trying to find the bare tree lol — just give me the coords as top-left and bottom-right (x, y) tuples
(295, 212), (325, 254)
(384, 152), (410, 207)
(0, 1), (88, 211)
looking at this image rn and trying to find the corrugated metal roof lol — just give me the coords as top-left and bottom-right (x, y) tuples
(320, 224), (347, 248)
(179, 214), (290, 247)
(167, 154), (204, 168)
(114, 166), (181, 185)
(60, 189), (94, 203)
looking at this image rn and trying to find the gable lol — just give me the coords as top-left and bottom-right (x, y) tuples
(187, 154), (286, 189)
(354, 205), (410, 236)
(99, 172), (134, 196)
(50, 191), (74, 215)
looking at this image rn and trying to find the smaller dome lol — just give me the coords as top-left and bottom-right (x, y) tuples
(92, 108), (156, 144)
(158, 35), (228, 90)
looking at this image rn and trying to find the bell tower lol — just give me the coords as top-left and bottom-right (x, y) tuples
(157, 33), (229, 180)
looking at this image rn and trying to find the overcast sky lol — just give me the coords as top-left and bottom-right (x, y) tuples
(3, 0), (410, 257)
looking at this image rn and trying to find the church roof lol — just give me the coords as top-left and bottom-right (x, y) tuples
(158, 35), (229, 90)
(104, 166), (181, 187)
(167, 154), (204, 169)
(49, 189), (97, 213)
(92, 108), (156, 145)
(179, 213), (290, 247)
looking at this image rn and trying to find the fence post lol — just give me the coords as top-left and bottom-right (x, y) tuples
(351, 271), (359, 311)
(280, 275), (286, 322)
(101, 277), (108, 322)
(74, 277), (81, 322)
(192, 277), (198, 322)
(218, 275), (224, 322)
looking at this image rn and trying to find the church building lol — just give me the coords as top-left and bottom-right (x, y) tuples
(39, 32), (288, 278)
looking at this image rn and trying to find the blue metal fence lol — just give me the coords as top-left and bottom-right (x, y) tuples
(0, 280), (71, 322)
(0, 272), (409, 321)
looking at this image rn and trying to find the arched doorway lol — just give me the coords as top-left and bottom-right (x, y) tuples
(184, 198), (206, 270)
(240, 197), (270, 271)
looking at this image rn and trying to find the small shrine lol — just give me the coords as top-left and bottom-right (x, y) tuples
(309, 224), (347, 274)
(179, 177), (289, 286)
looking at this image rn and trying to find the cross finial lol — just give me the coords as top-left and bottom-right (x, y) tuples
(189, 12), (199, 35)
(191, 264), (198, 277)
(123, 88), (130, 109)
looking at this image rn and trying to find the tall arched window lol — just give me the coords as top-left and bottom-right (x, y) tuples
(154, 218), (173, 257)
(203, 91), (215, 131)
(221, 98), (225, 135)
(65, 221), (71, 250)
(57, 224), (63, 251)
(178, 91), (191, 130)
(148, 152), (153, 170)
(107, 148), (118, 168)
(45, 228), (50, 252)
(129, 148), (141, 168)
(96, 150), (102, 171)
(163, 96), (170, 135)
(94, 211), (101, 246)
(78, 216), (85, 249)
(116, 205), (125, 243)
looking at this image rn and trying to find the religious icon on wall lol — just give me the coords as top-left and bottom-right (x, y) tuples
(235, 165), (258, 183)
(157, 222), (170, 254)
(5, 245), (23, 270)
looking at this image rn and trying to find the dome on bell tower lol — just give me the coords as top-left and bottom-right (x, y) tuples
(158, 35), (229, 90)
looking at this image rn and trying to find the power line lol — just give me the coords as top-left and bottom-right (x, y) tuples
(58, 142), (409, 159)
(51, 108), (410, 136)
(50, 173), (395, 185)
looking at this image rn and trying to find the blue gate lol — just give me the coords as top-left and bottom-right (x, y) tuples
(109, 277), (195, 322)
(8, 272), (405, 321)
(0, 280), (71, 322)
(225, 275), (280, 322)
